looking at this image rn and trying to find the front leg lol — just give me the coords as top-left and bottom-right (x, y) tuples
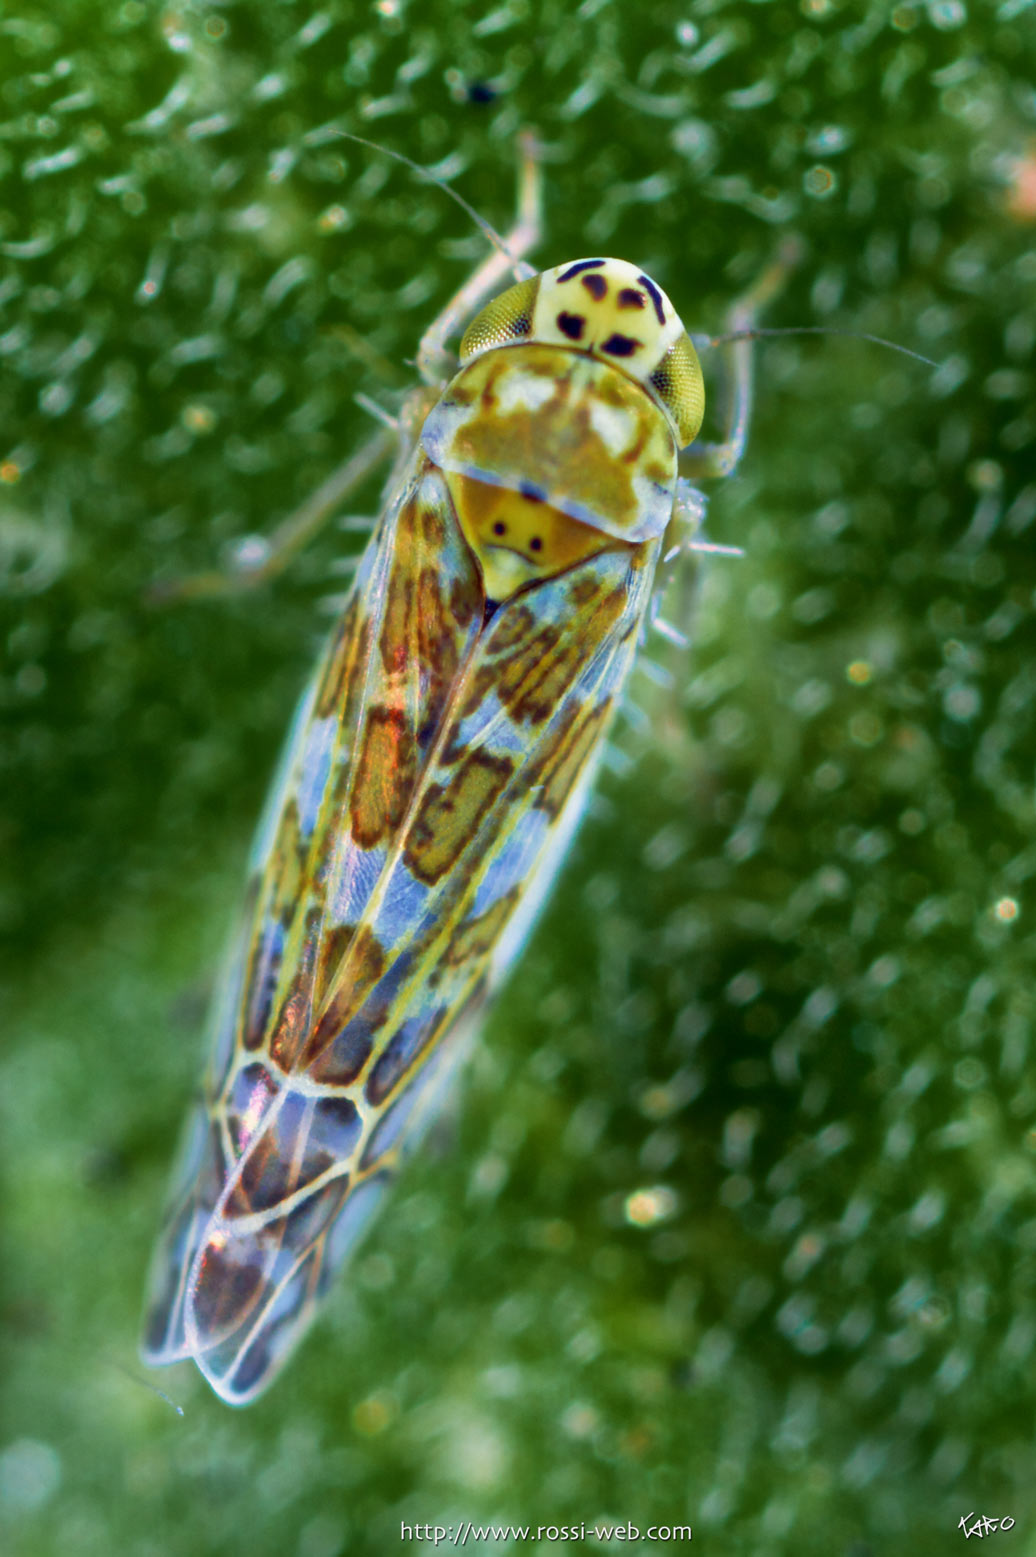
(680, 240), (802, 483)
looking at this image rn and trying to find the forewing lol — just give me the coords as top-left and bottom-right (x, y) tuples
(141, 454), (485, 1400)
(143, 453), (659, 1404)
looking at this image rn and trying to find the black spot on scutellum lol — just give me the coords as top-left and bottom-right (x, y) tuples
(618, 288), (645, 310)
(557, 312), (585, 341)
(581, 273), (607, 301)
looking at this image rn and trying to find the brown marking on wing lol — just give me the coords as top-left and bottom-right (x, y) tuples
(349, 705), (417, 850)
(267, 905), (323, 1068)
(482, 601), (536, 650)
(444, 885), (522, 967)
(375, 484), (482, 748)
(191, 1231), (266, 1338)
(377, 493), (459, 680)
(315, 596), (367, 721)
(269, 799), (305, 926)
(404, 749), (516, 885)
(529, 698), (613, 819)
(417, 564), (463, 702)
(449, 574), (479, 627)
(313, 921), (358, 1011)
(414, 499), (480, 726)
(378, 500), (417, 679)
(303, 924), (388, 1069)
(566, 572), (607, 608)
(464, 573), (629, 726)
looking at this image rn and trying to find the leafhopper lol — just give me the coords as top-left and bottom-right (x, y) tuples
(142, 137), (795, 1405)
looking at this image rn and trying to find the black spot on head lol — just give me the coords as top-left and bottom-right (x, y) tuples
(529, 537), (543, 552)
(557, 311), (585, 341)
(619, 288), (646, 310)
(581, 273), (607, 301)
(519, 480), (546, 503)
(557, 259), (606, 283)
(637, 274), (666, 327)
(601, 333), (640, 358)
(492, 521), (507, 535)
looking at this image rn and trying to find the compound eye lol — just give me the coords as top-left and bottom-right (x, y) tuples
(649, 333), (705, 446)
(460, 277), (540, 361)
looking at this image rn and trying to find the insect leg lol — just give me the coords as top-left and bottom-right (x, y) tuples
(416, 130), (543, 385)
(679, 241), (801, 482)
(149, 422), (397, 603)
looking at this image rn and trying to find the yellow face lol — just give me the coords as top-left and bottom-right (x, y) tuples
(459, 257), (705, 448)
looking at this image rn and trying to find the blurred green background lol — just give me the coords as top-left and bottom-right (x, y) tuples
(2, 1), (1035, 1553)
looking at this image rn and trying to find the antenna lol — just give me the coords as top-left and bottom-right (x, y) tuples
(335, 131), (530, 280)
(702, 324), (938, 370)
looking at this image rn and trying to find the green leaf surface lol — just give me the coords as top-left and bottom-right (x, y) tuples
(3, 2), (1035, 1553)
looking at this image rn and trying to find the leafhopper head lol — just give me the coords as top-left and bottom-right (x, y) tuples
(459, 257), (706, 448)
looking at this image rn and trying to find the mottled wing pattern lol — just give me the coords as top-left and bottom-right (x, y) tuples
(142, 450), (482, 1397)
(142, 449), (658, 1403)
